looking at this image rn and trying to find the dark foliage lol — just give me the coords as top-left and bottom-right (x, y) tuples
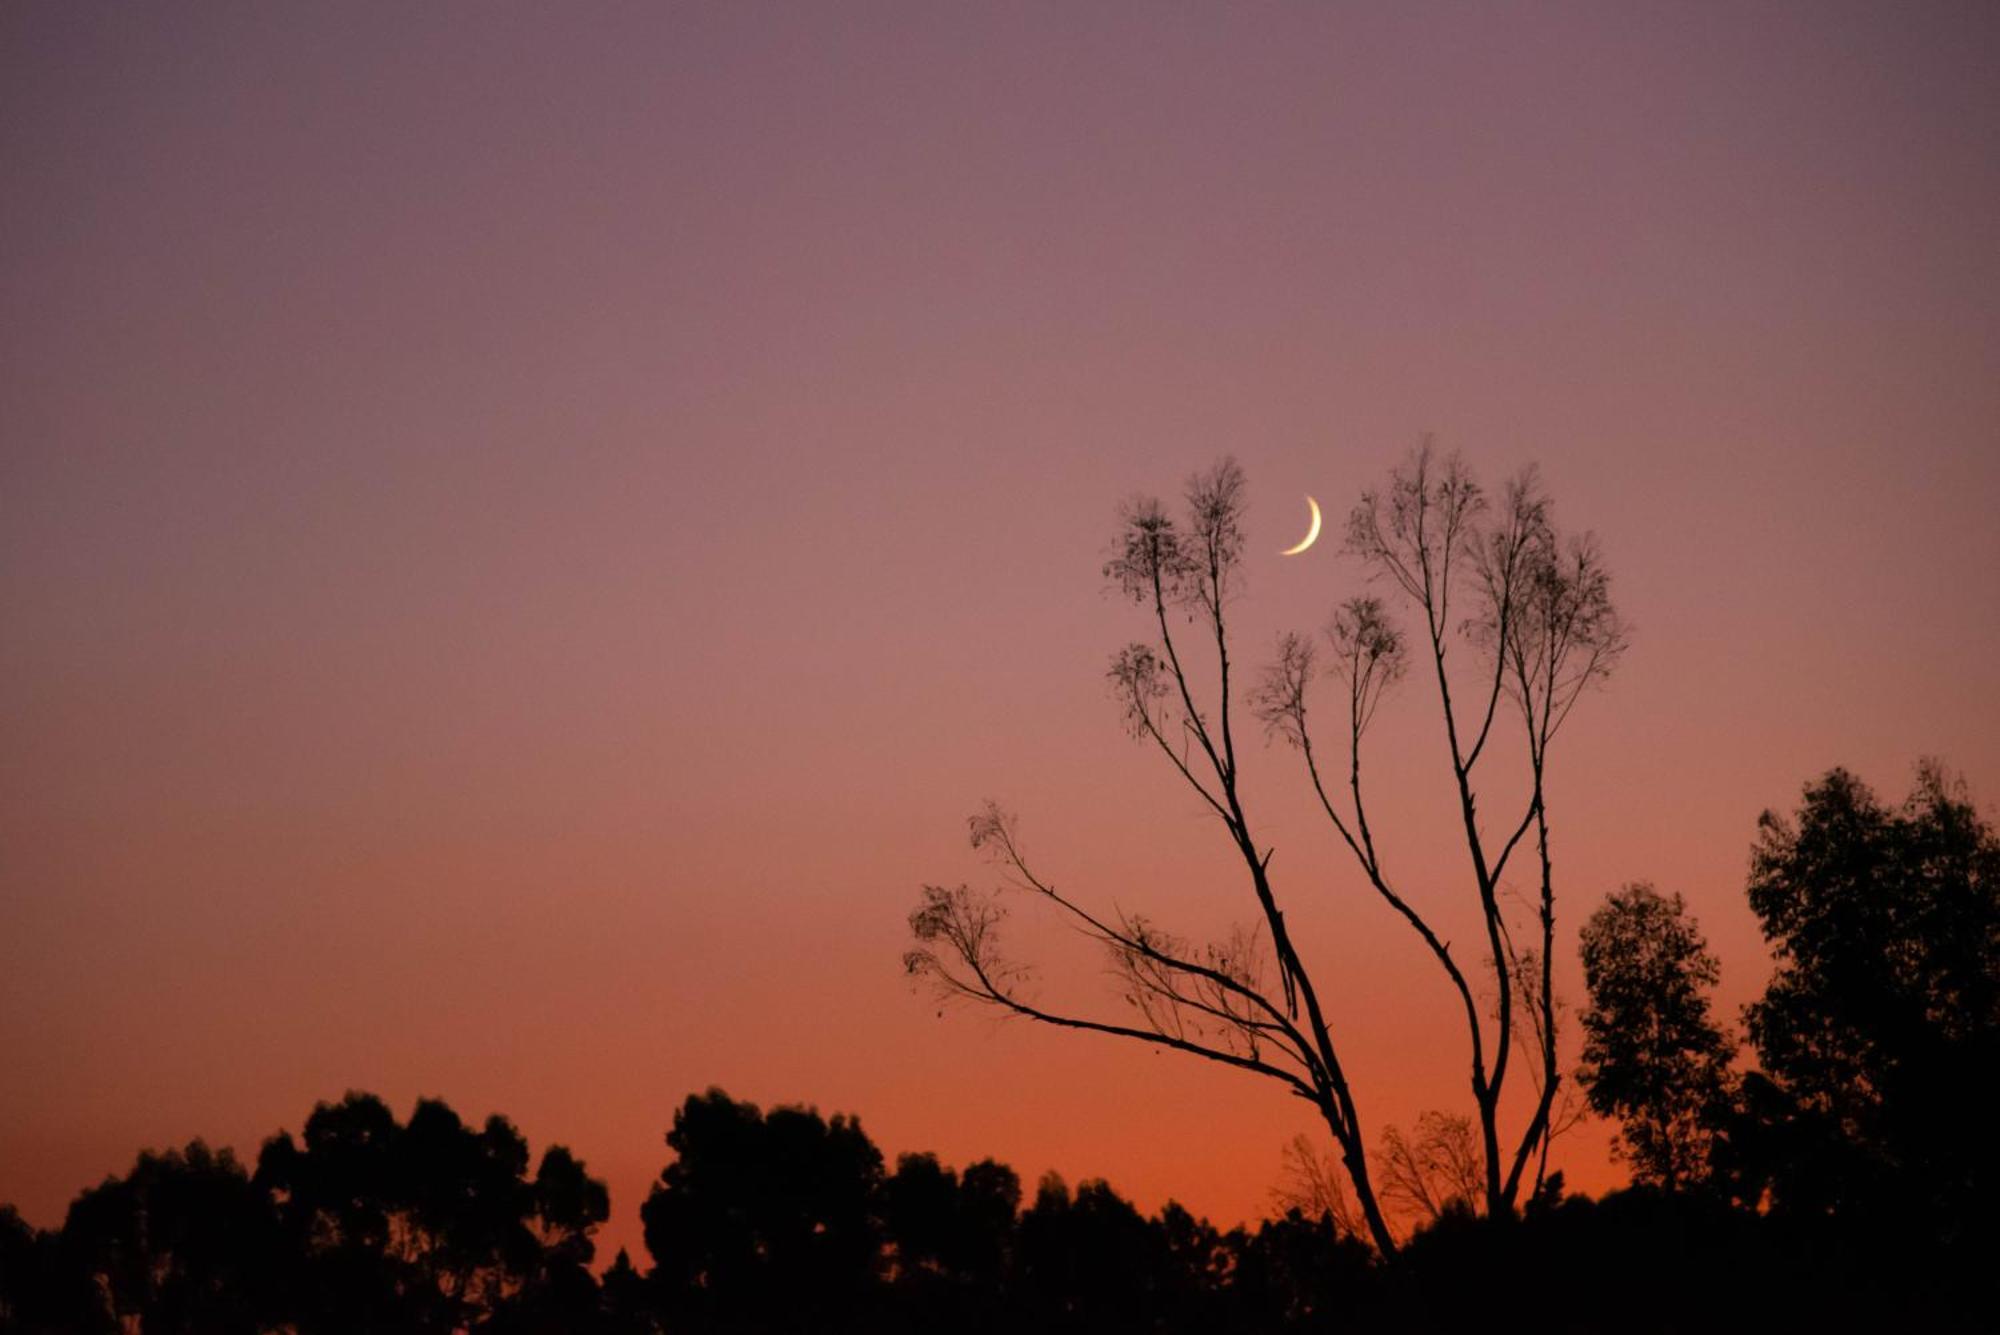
(1720, 764), (2000, 1251)
(58, 1142), (277, 1334)
(4, 1078), (1996, 1333)
(0, 1094), (607, 1335)
(1577, 883), (1735, 1188)
(638, 1089), (885, 1334)
(878, 1151), (1019, 1331)
(255, 1092), (609, 1334)
(3, 764), (1996, 1331)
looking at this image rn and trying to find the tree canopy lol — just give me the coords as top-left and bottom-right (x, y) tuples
(255, 1091), (609, 1334)
(639, 1089), (885, 1334)
(1577, 883), (1734, 1190)
(2, 1093), (609, 1335)
(5, 1064), (1997, 1332)
(1728, 764), (2000, 1236)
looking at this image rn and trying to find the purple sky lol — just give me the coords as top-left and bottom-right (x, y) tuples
(4, 1), (1997, 1265)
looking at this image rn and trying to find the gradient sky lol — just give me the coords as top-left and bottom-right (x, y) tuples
(4, 2), (1998, 1266)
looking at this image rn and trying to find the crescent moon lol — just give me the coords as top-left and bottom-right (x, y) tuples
(1280, 495), (1322, 556)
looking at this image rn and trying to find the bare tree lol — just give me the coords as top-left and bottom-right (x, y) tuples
(906, 460), (1402, 1253)
(905, 447), (1625, 1254)
(1257, 443), (1625, 1217)
(1376, 1111), (1484, 1235)
(1271, 1134), (1362, 1238)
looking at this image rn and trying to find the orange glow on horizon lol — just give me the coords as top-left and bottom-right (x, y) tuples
(3, 2), (1997, 1274)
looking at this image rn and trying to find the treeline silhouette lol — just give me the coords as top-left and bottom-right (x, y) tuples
(1571, 765), (2000, 1272)
(3, 762), (1994, 1333)
(2, 1085), (1989, 1334)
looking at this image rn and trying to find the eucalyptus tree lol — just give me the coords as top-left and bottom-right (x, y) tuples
(641, 1089), (887, 1332)
(57, 1142), (278, 1335)
(905, 447), (1626, 1256)
(255, 1092), (610, 1334)
(1577, 883), (1735, 1190)
(1261, 445), (1625, 1217)
(1734, 764), (2000, 1232)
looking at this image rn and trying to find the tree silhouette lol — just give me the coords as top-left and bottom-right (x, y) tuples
(1, 1205), (107, 1335)
(487, 1144), (617, 1332)
(1270, 1134), (1362, 1239)
(55, 1141), (278, 1335)
(596, 1248), (657, 1335)
(0, 1208), (45, 1332)
(254, 1091), (608, 1333)
(1014, 1173), (1177, 1332)
(1285, 446), (1625, 1216)
(880, 1150), (1019, 1323)
(6, 1067), (1999, 1332)
(640, 1089), (886, 1334)
(1576, 883), (1734, 1190)
(1225, 1208), (1378, 1332)
(1375, 1112), (1484, 1235)
(907, 447), (1625, 1253)
(1728, 763), (1999, 1241)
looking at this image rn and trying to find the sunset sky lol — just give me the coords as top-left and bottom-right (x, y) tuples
(4, 2), (1997, 1266)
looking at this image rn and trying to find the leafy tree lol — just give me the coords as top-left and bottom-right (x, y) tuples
(1224, 1209), (1378, 1332)
(1014, 1174), (1175, 1332)
(488, 1144), (617, 1332)
(58, 1141), (278, 1335)
(14, 1073), (2000, 1332)
(254, 1091), (608, 1333)
(2, 1203), (102, 1335)
(1732, 764), (2000, 1236)
(0, 1207), (40, 1332)
(880, 1152), (1018, 1298)
(1155, 1202), (1234, 1329)
(639, 1089), (885, 1334)
(597, 1249), (659, 1335)
(906, 447), (1626, 1253)
(1576, 883), (1734, 1190)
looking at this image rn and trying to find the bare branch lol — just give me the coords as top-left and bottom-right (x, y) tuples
(1328, 596), (1407, 740)
(967, 804), (1322, 1074)
(904, 883), (1320, 1100)
(1272, 1133), (1363, 1238)
(1377, 1111), (1484, 1234)
(1110, 644), (1230, 819)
